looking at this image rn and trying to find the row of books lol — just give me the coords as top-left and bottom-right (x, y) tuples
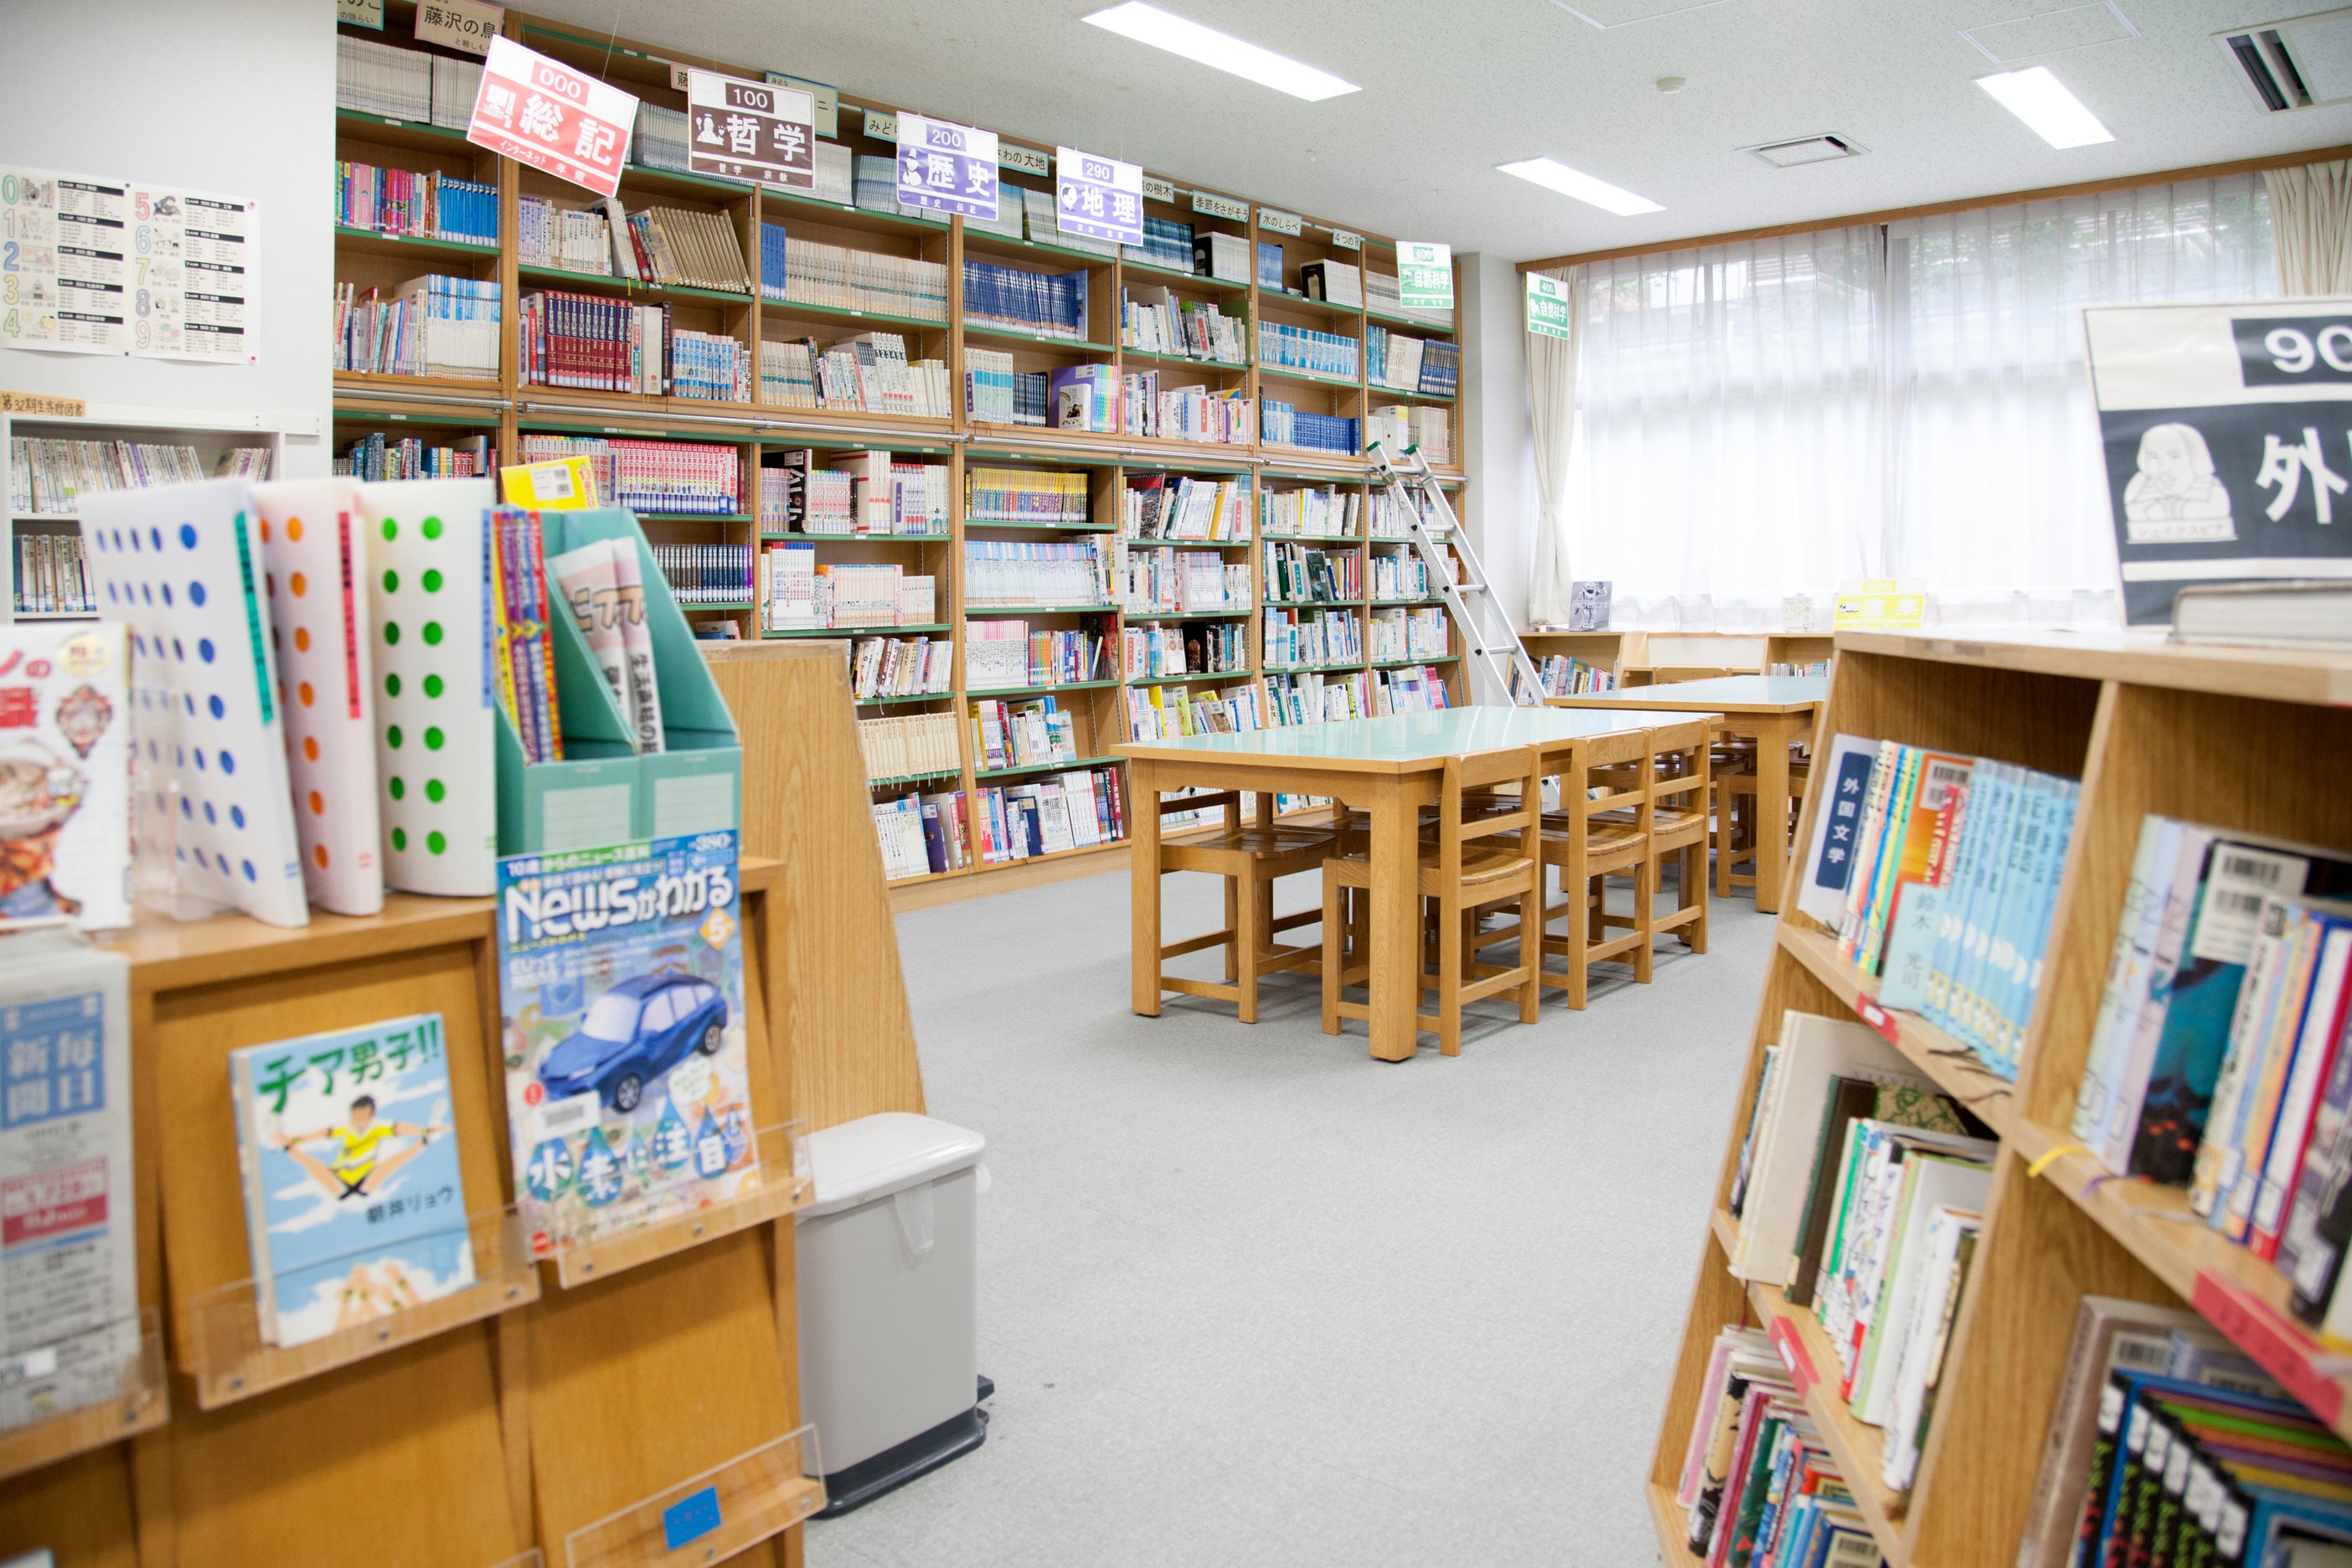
(757, 224), (948, 322)
(1047, 365), (1121, 434)
(1793, 735), (2081, 1081)
(1372, 490), (1440, 537)
(1364, 405), (1452, 467)
(774, 451), (950, 537)
(1368, 606), (1449, 663)
(1261, 486), (1361, 538)
(490, 510), (562, 765)
(333, 432), (493, 482)
(1124, 476), (1249, 540)
(963, 348), (1051, 427)
(1263, 665), (1452, 725)
(1364, 325), (1461, 398)
(521, 290), (728, 398)
(873, 790), (966, 881)
(1264, 607), (1364, 670)
(513, 436), (742, 515)
(13, 530), (92, 616)
(962, 539), (1111, 608)
(967, 467), (1093, 528)
(1364, 267), (1455, 328)
(1122, 621), (1247, 681)
(1122, 289), (1243, 364)
(1122, 376), (1254, 446)
(856, 710), (959, 783)
(1265, 543), (1360, 605)
(1369, 548), (1446, 601)
(335, 161), (497, 247)
(646, 544), (752, 606)
(759, 332), (952, 418)
(966, 622), (1108, 691)
(1126, 215), (1197, 275)
(335, 276), (499, 379)
(1115, 552), (1249, 616)
(962, 260), (1088, 341)
(8, 438), (252, 515)
(1298, 260), (1362, 307)
(972, 766), (1127, 864)
(1534, 654), (1616, 695)
(517, 196), (617, 276)
(1127, 680), (1265, 740)
(850, 634), (954, 701)
(972, 695), (1082, 773)
(627, 205), (751, 294)
(1261, 402), (1360, 457)
(1197, 232), (1252, 285)
(335, 34), (477, 126)
(1257, 320), (1359, 379)
(761, 548), (936, 630)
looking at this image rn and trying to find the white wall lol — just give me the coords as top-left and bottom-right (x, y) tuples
(1458, 251), (1536, 699)
(0, 0), (333, 476)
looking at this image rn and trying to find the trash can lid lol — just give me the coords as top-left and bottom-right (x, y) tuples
(797, 1112), (988, 1220)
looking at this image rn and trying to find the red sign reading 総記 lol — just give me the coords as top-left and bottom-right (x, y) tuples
(466, 35), (637, 199)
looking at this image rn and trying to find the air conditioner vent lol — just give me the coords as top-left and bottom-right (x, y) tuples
(1746, 135), (1866, 168)
(2219, 9), (2352, 111)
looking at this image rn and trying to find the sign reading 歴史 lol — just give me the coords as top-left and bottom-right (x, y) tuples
(1399, 242), (1454, 312)
(895, 114), (998, 221)
(1055, 147), (1142, 248)
(467, 35), (637, 199)
(414, 0), (503, 57)
(1525, 273), (1573, 341)
(2086, 299), (2352, 624)
(686, 69), (814, 189)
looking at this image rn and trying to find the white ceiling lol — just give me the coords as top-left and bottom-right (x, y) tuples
(522, 0), (2352, 260)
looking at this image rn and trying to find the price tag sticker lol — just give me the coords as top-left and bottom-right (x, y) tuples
(1854, 997), (1901, 1046)
(2192, 1270), (2346, 1426)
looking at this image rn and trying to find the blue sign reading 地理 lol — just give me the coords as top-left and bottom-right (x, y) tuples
(1055, 146), (1143, 248)
(895, 114), (998, 220)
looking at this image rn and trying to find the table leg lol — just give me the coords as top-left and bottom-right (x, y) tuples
(1131, 757), (1163, 1016)
(1755, 719), (1792, 916)
(1367, 776), (1420, 1063)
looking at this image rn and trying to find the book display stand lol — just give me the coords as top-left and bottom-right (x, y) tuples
(560, 1426), (824, 1568)
(534, 1122), (810, 1291)
(0, 1308), (168, 1486)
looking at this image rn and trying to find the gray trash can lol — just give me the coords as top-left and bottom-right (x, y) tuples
(796, 1112), (988, 1516)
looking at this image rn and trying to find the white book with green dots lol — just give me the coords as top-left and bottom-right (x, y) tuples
(355, 479), (497, 896)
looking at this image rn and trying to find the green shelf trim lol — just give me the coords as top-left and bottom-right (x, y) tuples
(334, 109), (469, 142)
(1122, 608), (1249, 621)
(963, 230), (1122, 266)
(1124, 670), (1248, 687)
(1256, 363), (1363, 389)
(1118, 347), (1248, 372)
(1369, 655), (1461, 668)
(1259, 529), (1366, 543)
(962, 322), (1116, 354)
(643, 512), (752, 523)
(332, 405), (505, 430)
(1264, 661), (1369, 673)
(868, 768), (963, 788)
(1369, 597), (1448, 607)
(1120, 536), (1251, 548)
(974, 754), (1124, 781)
(766, 622), (952, 637)
(515, 415), (758, 443)
(1366, 307), (1459, 335)
(966, 679), (1121, 699)
(1364, 384), (1458, 404)
(756, 292), (948, 332)
(1262, 599), (1363, 610)
(1119, 258), (1248, 291)
(518, 265), (751, 305)
(960, 520), (1114, 532)
(962, 604), (1115, 616)
(678, 601), (756, 611)
(759, 186), (949, 235)
(760, 530), (947, 543)
(334, 224), (498, 256)
(622, 162), (759, 198)
(854, 691), (957, 706)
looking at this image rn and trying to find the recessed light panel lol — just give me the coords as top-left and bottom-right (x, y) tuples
(1975, 65), (2115, 147)
(1495, 157), (1663, 215)
(1081, 3), (1360, 101)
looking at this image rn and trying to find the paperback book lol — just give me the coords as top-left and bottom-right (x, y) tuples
(0, 623), (131, 933)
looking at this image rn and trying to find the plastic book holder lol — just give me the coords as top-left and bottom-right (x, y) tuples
(530, 1120), (810, 1292)
(185, 1201), (539, 1410)
(0, 1306), (168, 1483)
(562, 1423), (823, 1568)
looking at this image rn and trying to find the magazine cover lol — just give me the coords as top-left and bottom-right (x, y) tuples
(0, 623), (130, 933)
(495, 830), (760, 1254)
(227, 1014), (475, 1348)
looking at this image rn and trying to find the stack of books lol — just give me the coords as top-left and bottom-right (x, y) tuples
(855, 710), (960, 782)
(517, 289), (673, 394)
(1122, 620), (1246, 681)
(1122, 288), (1243, 363)
(1263, 608), (1363, 670)
(490, 508), (561, 764)
(1534, 654), (1614, 695)
(1364, 326), (1462, 397)
(1115, 549), (1247, 615)
(518, 196), (618, 276)
(965, 467), (1092, 527)
(1261, 487), (1359, 537)
(1124, 216), (1196, 274)
(647, 544), (752, 606)
(970, 695), (1079, 772)
(1265, 669), (1370, 725)
(757, 224), (948, 321)
(962, 539), (1110, 607)
(336, 162), (498, 246)
(1369, 548), (1440, 601)
(336, 276), (501, 379)
(972, 767), (1125, 863)
(1122, 477), (1248, 540)
(850, 635), (955, 700)
(1301, 260), (1363, 306)
(1261, 402), (1359, 456)
(1119, 375), (1252, 445)
(514, 435), (741, 514)
(1364, 405), (1451, 465)
(1127, 681), (1266, 740)
(759, 333), (952, 418)
(965, 622), (1106, 690)
(962, 348), (1048, 426)
(760, 548), (934, 630)
(1370, 489), (1438, 537)
(1257, 320), (1359, 379)
(1367, 607), (1447, 663)
(1372, 665), (1452, 713)
(1264, 542), (1360, 604)
(335, 34), (431, 119)
(333, 431), (493, 482)
(12, 531), (92, 616)
(632, 104), (691, 173)
(623, 207), (750, 294)
(8, 437), (219, 513)
(872, 791), (969, 880)
(962, 260), (1088, 340)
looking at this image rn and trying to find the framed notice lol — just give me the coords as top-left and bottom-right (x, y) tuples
(0, 168), (130, 355)
(467, 35), (637, 199)
(2086, 300), (2352, 624)
(895, 115), (998, 220)
(130, 184), (257, 363)
(1055, 147), (1142, 247)
(686, 70), (815, 190)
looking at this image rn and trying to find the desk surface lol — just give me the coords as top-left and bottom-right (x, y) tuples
(1547, 673), (1828, 714)
(1113, 704), (1713, 774)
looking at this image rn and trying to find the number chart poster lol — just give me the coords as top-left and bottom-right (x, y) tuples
(494, 832), (759, 1256)
(0, 168), (129, 355)
(2086, 300), (2352, 624)
(130, 184), (256, 363)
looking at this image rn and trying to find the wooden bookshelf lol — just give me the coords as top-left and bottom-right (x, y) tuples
(1522, 628), (1834, 690)
(1648, 627), (2352, 1568)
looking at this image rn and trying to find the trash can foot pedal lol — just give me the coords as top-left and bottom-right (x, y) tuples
(812, 1406), (988, 1519)
(977, 1374), (994, 1403)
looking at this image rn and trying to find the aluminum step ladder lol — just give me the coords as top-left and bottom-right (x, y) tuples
(1366, 439), (1547, 706)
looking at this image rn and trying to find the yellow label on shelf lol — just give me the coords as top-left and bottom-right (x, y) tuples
(0, 390), (85, 417)
(1833, 578), (1927, 629)
(501, 456), (597, 509)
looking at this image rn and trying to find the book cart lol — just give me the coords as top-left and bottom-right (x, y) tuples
(1648, 627), (2352, 1567)
(0, 643), (928, 1566)
(331, 1), (1472, 911)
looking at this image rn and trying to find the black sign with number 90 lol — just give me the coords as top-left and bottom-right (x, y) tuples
(2234, 315), (2352, 387)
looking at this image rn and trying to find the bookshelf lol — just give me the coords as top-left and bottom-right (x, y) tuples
(332, 2), (1472, 906)
(1522, 628), (1834, 689)
(1648, 627), (2352, 1568)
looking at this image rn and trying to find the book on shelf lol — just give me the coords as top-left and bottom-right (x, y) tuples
(335, 276), (501, 379)
(873, 789), (970, 881)
(12, 531), (93, 616)
(1123, 475), (1249, 540)
(1257, 319), (1359, 379)
(647, 544), (754, 606)
(1263, 541), (1361, 604)
(851, 634), (956, 700)
(1534, 654), (1615, 696)
(1117, 547), (1248, 615)
(8, 437), (271, 515)
(1259, 485), (1361, 538)
(1121, 619), (1247, 682)
(490, 509), (563, 765)
(1262, 606), (1364, 669)
(2171, 580), (2352, 651)
(1122, 286), (1243, 364)
(1299, 260), (1362, 307)
(962, 258), (1088, 340)
(968, 695), (1080, 773)
(514, 436), (741, 515)
(1366, 606), (1448, 663)
(1127, 679), (1267, 740)
(1118, 373), (1253, 446)
(966, 622), (1106, 691)
(756, 223), (948, 321)
(971, 765), (1125, 864)
(334, 34), (479, 126)
(856, 709), (960, 782)
(1123, 214), (1196, 275)
(1049, 364), (1120, 433)
(1364, 267), (1455, 328)
(335, 161), (497, 246)
(1194, 231), (1250, 284)
(228, 1013), (474, 1348)
(1261, 401), (1359, 457)
(1256, 240), (1284, 291)
(334, 431), (493, 482)
(962, 537), (1110, 609)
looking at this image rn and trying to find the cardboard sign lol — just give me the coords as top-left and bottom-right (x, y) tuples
(0, 391), (85, 417)
(1055, 147), (1142, 247)
(467, 35), (637, 199)
(686, 69), (815, 189)
(1142, 175), (1176, 205)
(1256, 207), (1302, 237)
(414, 0), (503, 57)
(1526, 273), (1573, 341)
(501, 456), (597, 509)
(1834, 579), (1926, 629)
(1331, 229), (1363, 252)
(338, 0), (384, 28)
(1399, 242), (1454, 312)
(998, 143), (1050, 177)
(763, 72), (838, 139)
(2086, 299), (2352, 624)
(1191, 189), (1246, 223)
(895, 114), (998, 220)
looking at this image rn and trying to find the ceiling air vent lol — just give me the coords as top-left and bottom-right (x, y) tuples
(1745, 135), (1866, 168)
(2218, 9), (2352, 111)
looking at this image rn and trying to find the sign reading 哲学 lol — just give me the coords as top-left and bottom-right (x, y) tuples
(686, 69), (816, 190)
(1525, 273), (1573, 341)
(1399, 242), (1454, 312)
(2085, 299), (2352, 623)
(467, 36), (637, 199)
(1055, 147), (1143, 248)
(414, 0), (503, 57)
(895, 114), (998, 221)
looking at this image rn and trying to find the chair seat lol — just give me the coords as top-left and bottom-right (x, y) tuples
(1325, 843), (1536, 894)
(1167, 823), (1335, 855)
(1540, 818), (1646, 854)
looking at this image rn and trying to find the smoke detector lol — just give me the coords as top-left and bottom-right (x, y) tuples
(2219, 8), (2352, 111)
(1743, 134), (1867, 168)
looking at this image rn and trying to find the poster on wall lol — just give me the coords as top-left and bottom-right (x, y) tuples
(2086, 300), (2352, 624)
(685, 69), (815, 190)
(467, 35), (637, 199)
(0, 168), (130, 356)
(129, 185), (257, 363)
(895, 113), (998, 221)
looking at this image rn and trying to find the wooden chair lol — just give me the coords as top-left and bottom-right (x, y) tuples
(1149, 791), (1335, 1024)
(1643, 720), (1713, 955)
(1535, 730), (1654, 1008)
(1321, 745), (1545, 1056)
(1714, 753), (1811, 898)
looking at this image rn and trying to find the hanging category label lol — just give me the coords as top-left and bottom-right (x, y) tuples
(338, 0), (384, 28)
(1190, 189), (1246, 223)
(1055, 147), (1142, 248)
(998, 144), (1050, 177)
(131, 183), (256, 363)
(763, 71), (838, 138)
(1142, 175), (1175, 205)
(0, 168), (129, 355)
(467, 35), (637, 199)
(414, 0), (503, 56)
(894, 114), (998, 220)
(1398, 241), (1454, 312)
(1331, 229), (1362, 252)
(1256, 207), (1302, 237)
(2086, 299), (2352, 624)
(1525, 272), (1573, 340)
(686, 69), (816, 190)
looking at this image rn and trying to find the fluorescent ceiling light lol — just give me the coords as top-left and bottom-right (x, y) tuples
(1975, 65), (2114, 147)
(1495, 157), (1663, 216)
(1081, 3), (1360, 102)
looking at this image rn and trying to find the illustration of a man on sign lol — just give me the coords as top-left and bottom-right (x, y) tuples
(2122, 421), (2236, 544)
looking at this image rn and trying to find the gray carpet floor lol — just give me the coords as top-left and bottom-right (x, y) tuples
(805, 864), (1772, 1568)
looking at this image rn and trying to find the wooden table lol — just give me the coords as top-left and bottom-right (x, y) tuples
(1117, 705), (1711, 1061)
(1545, 674), (1828, 915)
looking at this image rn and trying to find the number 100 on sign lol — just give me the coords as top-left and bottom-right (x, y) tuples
(687, 70), (816, 190)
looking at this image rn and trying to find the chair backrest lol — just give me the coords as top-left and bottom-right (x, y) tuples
(1159, 788), (1242, 833)
(1571, 729), (1652, 826)
(1648, 719), (1712, 818)
(1437, 745), (1545, 877)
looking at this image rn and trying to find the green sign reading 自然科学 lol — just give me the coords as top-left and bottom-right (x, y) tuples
(1525, 272), (1573, 341)
(1398, 241), (1453, 312)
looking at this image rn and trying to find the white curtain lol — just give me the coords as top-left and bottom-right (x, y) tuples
(2267, 159), (2352, 295)
(1524, 269), (1581, 627)
(1560, 172), (2277, 627)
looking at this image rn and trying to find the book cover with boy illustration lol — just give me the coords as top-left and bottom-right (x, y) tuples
(228, 1013), (475, 1347)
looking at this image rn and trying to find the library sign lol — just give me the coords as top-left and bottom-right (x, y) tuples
(467, 36), (636, 199)
(1055, 147), (1142, 248)
(685, 70), (816, 190)
(1526, 274), (1573, 341)
(895, 115), (998, 221)
(2085, 299), (2352, 624)
(1398, 241), (1454, 312)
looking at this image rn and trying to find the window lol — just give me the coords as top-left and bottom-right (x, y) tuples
(640, 990), (678, 1031)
